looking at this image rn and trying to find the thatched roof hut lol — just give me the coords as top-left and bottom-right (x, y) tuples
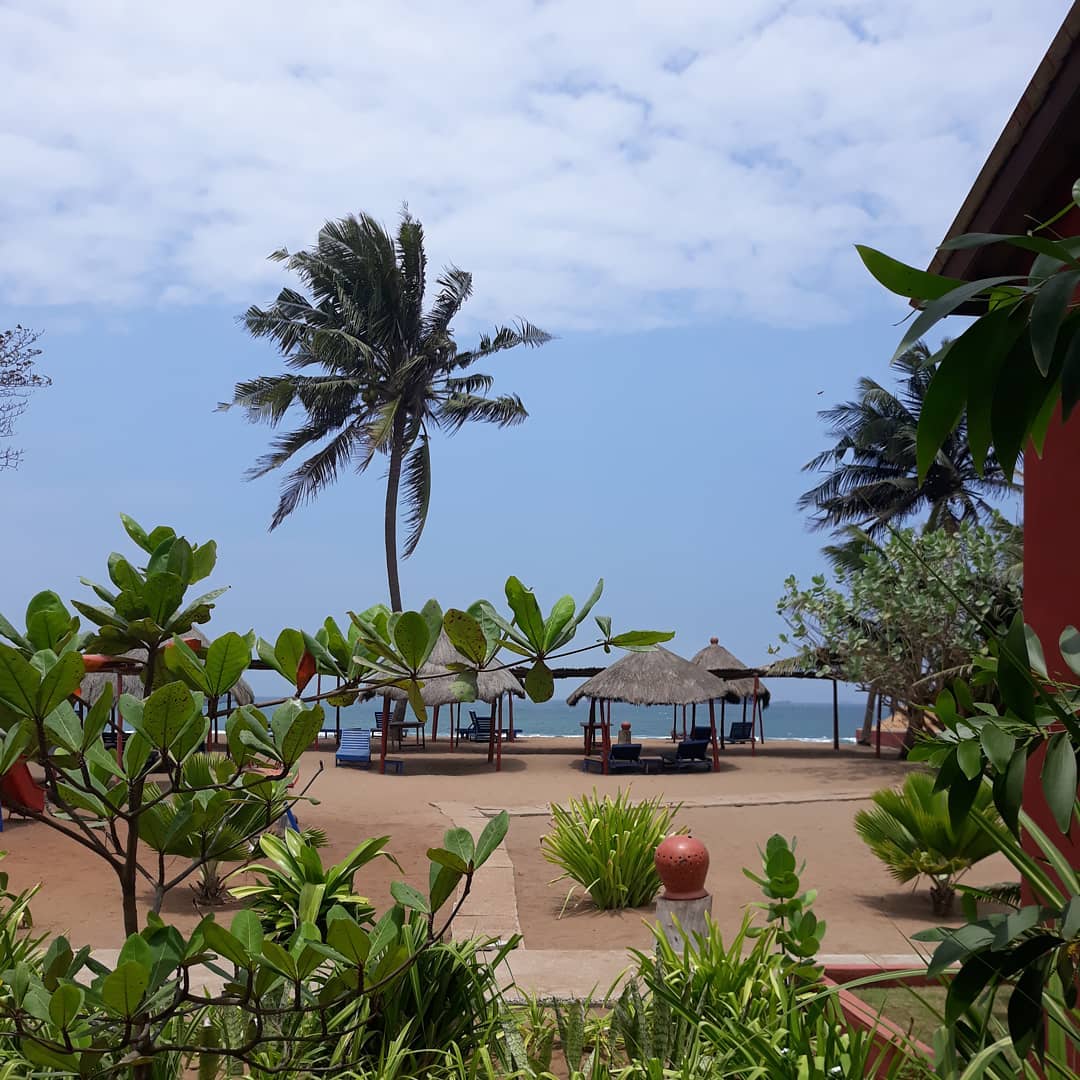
(380, 631), (524, 707)
(689, 638), (771, 706)
(566, 646), (728, 707)
(78, 626), (255, 707)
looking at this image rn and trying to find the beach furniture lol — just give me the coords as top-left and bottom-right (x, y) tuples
(335, 729), (404, 773)
(727, 721), (754, 743)
(459, 711), (492, 742)
(609, 743), (644, 773)
(373, 711), (404, 749)
(661, 739), (712, 771)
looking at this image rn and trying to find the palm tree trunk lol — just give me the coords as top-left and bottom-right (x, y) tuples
(383, 412), (406, 612)
(859, 686), (877, 744)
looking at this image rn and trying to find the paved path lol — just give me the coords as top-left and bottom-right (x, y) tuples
(91, 790), (925, 1002)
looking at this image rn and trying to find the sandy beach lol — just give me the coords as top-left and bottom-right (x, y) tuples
(0, 739), (1011, 958)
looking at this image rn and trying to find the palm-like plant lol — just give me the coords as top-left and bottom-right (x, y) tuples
(854, 771), (1000, 915)
(222, 210), (550, 609)
(800, 342), (1015, 540)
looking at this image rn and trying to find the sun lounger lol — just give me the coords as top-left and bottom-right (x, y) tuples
(662, 739), (712, 771)
(609, 743), (644, 773)
(727, 721), (754, 743)
(335, 730), (404, 773)
(690, 724), (715, 741)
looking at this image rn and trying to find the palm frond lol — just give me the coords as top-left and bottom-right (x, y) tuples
(436, 393), (528, 432)
(400, 433), (431, 559)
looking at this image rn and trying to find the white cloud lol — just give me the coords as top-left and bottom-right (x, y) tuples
(0, 0), (1067, 329)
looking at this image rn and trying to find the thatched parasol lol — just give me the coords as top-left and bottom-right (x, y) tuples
(689, 638), (771, 707)
(78, 625), (255, 706)
(379, 631), (525, 708)
(566, 646), (727, 706)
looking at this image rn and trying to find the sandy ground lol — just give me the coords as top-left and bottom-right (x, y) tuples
(0, 738), (1009, 954)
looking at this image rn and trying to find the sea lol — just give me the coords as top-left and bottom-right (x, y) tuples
(320, 698), (864, 744)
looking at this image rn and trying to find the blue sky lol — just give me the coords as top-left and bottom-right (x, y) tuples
(0, 1), (1050, 701)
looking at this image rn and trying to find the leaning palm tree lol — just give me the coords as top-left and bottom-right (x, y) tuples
(799, 342), (1015, 540)
(222, 210), (550, 609)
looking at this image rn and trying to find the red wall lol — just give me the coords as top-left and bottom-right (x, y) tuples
(1021, 203), (1080, 877)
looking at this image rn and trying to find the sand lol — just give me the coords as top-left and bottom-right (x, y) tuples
(0, 739), (1010, 959)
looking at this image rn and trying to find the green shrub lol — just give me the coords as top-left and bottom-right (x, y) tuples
(229, 828), (391, 939)
(855, 771), (1000, 914)
(541, 789), (681, 910)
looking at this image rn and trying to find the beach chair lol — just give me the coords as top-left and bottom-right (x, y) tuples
(609, 743), (644, 773)
(460, 711), (493, 742)
(373, 711), (403, 749)
(727, 721), (754, 744)
(336, 730), (404, 773)
(690, 724), (714, 742)
(661, 739), (711, 771)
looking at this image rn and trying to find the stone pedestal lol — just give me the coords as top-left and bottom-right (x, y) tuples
(655, 894), (712, 953)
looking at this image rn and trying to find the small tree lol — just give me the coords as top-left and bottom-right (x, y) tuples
(776, 524), (1020, 751)
(0, 325), (49, 471)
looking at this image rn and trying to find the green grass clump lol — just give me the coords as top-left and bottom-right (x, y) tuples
(540, 788), (681, 910)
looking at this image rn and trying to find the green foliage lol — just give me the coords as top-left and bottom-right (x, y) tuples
(855, 773), (1000, 914)
(744, 834), (826, 975)
(777, 523), (1020, 709)
(541, 790), (682, 911)
(858, 191), (1080, 481)
(229, 830), (389, 939)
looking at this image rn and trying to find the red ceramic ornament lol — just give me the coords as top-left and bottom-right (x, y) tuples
(654, 834), (709, 900)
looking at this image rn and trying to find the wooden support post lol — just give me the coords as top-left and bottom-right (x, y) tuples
(832, 679), (840, 751)
(671, 703), (677, 741)
(335, 677), (341, 744)
(379, 694), (390, 775)
(432, 704), (440, 744)
(720, 699), (726, 750)
(496, 694), (503, 771)
(875, 693), (883, 758)
(508, 693), (515, 741)
(602, 699), (611, 776)
(708, 698), (720, 769)
(691, 702), (697, 732)
(314, 674), (321, 749)
(749, 683), (756, 757)
(487, 700), (497, 763)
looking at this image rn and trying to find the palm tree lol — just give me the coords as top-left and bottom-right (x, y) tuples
(799, 342), (1015, 540)
(855, 771), (1000, 915)
(222, 210), (550, 610)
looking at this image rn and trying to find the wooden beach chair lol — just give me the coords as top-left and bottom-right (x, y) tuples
(335, 729), (404, 773)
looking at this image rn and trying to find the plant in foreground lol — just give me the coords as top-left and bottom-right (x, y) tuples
(855, 771), (1000, 915)
(541, 789), (682, 911)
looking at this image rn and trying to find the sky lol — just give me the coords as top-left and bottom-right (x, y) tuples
(0, 0), (1051, 702)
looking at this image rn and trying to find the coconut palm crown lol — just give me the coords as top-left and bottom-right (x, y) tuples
(799, 342), (1015, 540)
(222, 209), (551, 609)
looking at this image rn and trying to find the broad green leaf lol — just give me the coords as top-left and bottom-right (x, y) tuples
(524, 659), (554, 702)
(429, 864), (461, 913)
(201, 920), (250, 968)
(427, 847), (469, 874)
(1031, 269), (1080, 375)
(997, 748), (1027, 834)
(100, 961), (149, 1017)
(1022, 625), (1048, 680)
(169, 587), (229, 633)
(1041, 732), (1078, 834)
(71, 599), (127, 631)
(475, 811), (509, 867)
(891, 275), (1021, 365)
(261, 940), (297, 979)
(142, 572), (185, 627)
(608, 630), (675, 649)
(122, 731), (153, 778)
(36, 651), (84, 717)
(444, 827), (475, 868)
(165, 537), (194, 584)
(419, 599), (443, 663)
(980, 724), (1016, 774)
(25, 591), (76, 652)
(0, 722), (32, 775)
(595, 614), (612, 639)
(274, 628), (306, 683)
(940, 231), (1080, 262)
(443, 609), (487, 664)
(0, 643), (41, 716)
(997, 614), (1035, 725)
(449, 667), (478, 703)
(0, 609), (31, 652)
(393, 611), (430, 671)
(48, 983), (83, 1029)
(119, 513), (153, 553)
(327, 916), (370, 964)
(230, 909), (263, 957)
(504, 577), (546, 650)
(956, 739), (983, 781)
(404, 679), (427, 723)
(45, 701), (85, 753)
(143, 681), (200, 750)
(190, 540), (217, 583)
(543, 595), (576, 652)
(390, 881), (431, 913)
(856, 245), (967, 301)
(203, 632), (251, 696)
(915, 331), (976, 481)
(1060, 626), (1080, 679)
(164, 634), (211, 693)
(281, 705), (323, 766)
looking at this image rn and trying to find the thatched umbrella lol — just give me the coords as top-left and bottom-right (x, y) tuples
(78, 627), (255, 753)
(689, 638), (770, 750)
(567, 647), (728, 773)
(374, 631), (524, 771)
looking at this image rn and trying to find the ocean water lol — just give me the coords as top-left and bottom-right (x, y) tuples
(323, 698), (865, 744)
